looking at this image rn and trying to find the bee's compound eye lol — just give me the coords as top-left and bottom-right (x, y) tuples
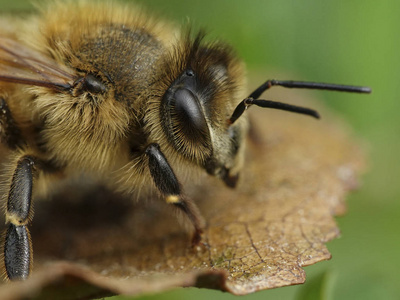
(161, 69), (212, 160)
(174, 88), (207, 133)
(84, 74), (107, 94)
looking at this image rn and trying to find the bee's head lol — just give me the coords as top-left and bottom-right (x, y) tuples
(150, 32), (248, 187)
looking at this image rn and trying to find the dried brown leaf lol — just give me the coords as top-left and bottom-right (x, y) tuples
(0, 93), (365, 300)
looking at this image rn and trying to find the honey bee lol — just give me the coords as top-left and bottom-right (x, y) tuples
(0, 1), (371, 281)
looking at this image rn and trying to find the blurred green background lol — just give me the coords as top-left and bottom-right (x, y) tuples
(1, 0), (398, 299)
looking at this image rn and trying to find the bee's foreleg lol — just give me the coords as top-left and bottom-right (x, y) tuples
(4, 156), (36, 280)
(145, 143), (205, 245)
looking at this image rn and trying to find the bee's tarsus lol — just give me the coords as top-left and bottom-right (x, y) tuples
(191, 227), (204, 247)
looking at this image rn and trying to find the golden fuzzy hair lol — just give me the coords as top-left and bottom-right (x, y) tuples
(0, 0), (248, 197)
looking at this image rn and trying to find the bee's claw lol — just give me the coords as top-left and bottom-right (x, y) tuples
(191, 228), (204, 247)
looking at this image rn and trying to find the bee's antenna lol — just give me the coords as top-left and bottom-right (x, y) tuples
(249, 80), (371, 99)
(229, 98), (320, 125)
(229, 79), (371, 125)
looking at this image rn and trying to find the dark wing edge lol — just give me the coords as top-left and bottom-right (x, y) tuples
(0, 36), (75, 91)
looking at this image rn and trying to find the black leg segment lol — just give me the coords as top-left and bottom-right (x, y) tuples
(145, 143), (204, 245)
(7, 157), (35, 224)
(4, 224), (31, 280)
(4, 156), (36, 280)
(145, 144), (180, 196)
